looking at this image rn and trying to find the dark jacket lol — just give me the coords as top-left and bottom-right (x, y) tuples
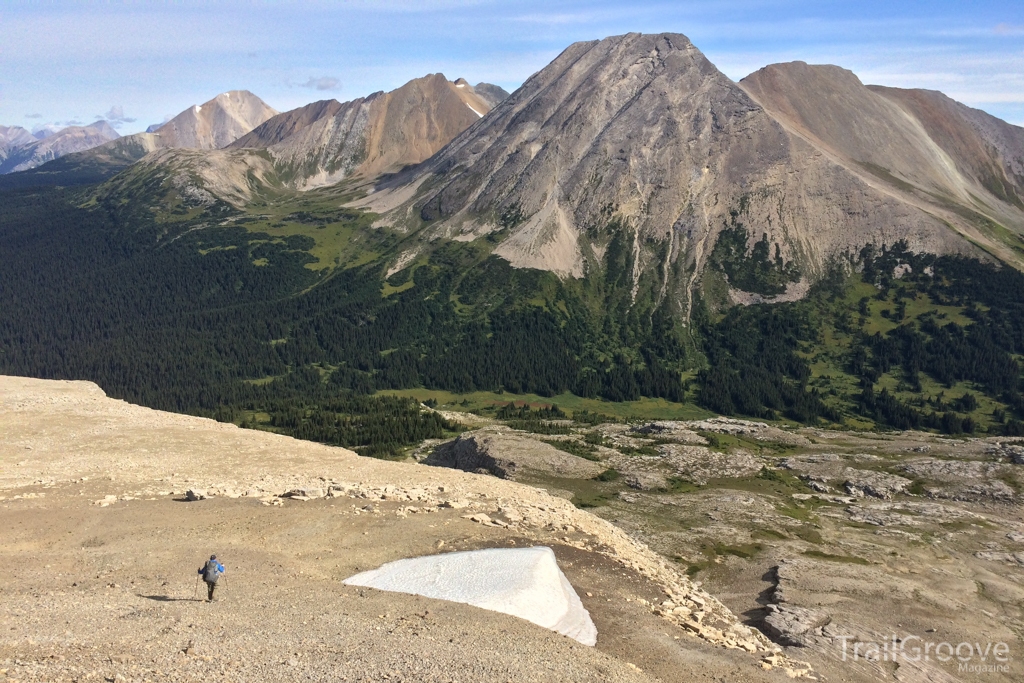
(199, 560), (225, 583)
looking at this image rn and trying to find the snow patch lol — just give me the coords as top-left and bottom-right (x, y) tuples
(465, 103), (484, 118)
(343, 546), (597, 645)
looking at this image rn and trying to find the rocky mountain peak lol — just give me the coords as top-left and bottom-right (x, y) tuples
(149, 90), (278, 149)
(473, 82), (511, 109)
(359, 31), (1020, 295)
(224, 72), (504, 190)
(0, 125), (37, 152)
(360, 32), (790, 278)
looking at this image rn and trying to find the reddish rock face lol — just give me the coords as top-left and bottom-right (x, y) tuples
(231, 74), (504, 190)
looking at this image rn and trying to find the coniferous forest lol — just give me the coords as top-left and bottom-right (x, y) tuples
(2, 185), (1023, 456)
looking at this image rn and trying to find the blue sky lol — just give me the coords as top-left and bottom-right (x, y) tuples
(1, 0), (1022, 134)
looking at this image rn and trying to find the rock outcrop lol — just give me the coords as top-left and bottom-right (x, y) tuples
(762, 604), (832, 647)
(427, 427), (605, 480)
(841, 468), (913, 499)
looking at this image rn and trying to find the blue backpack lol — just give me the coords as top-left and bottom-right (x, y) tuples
(202, 559), (222, 583)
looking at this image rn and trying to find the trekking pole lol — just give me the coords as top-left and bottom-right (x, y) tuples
(193, 575), (200, 601)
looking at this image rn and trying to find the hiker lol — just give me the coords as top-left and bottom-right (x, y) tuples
(198, 554), (225, 601)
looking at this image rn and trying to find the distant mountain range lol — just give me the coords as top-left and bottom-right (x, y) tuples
(4, 33), (1022, 285)
(0, 90), (277, 178)
(0, 120), (119, 174)
(0, 125), (38, 157)
(2, 32), (1024, 437)
(95, 76), (509, 207)
(0, 79), (508, 192)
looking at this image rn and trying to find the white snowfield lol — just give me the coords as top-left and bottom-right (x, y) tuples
(344, 546), (598, 646)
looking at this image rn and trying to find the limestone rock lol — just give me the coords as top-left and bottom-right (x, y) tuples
(842, 469), (912, 499)
(990, 442), (1024, 465)
(625, 472), (668, 491)
(284, 487), (325, 500)
(763, 605), (831, 647)
(975, 551), (1024, 565)
(426, 428), (604, 480)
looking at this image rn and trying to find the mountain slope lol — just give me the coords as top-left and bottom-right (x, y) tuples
(0, 125), (37, 162)
(149, 90), (278, 149)
(738, 62), (1024, 266)
(0, 121), (119, 173)
(473, 82), (511, 109)
(229, 74), (502, 189)
(867, 85), (1024, 210)
(229, 98), (345, 148)
(359, 33), (979, 301)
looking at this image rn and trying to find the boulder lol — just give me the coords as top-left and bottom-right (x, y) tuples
(426, 429), (604, 480)
(185, 489), (206, 501)
(284, 487), (325, 500)
(762, 604), (831, 646)
(842, 469), (912, 499)
(625, 472), (669, 491)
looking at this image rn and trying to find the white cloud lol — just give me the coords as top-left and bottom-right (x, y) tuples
(100, 105), (137, 128)
(300, 76), (341, 91)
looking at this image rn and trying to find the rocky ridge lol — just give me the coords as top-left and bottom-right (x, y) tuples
(80, 76), (506, 206)
(740, 62), (1024, 269)
(229, 74), (503, 190)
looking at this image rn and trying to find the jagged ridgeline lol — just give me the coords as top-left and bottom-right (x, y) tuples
(1, 33), (1024, 451)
